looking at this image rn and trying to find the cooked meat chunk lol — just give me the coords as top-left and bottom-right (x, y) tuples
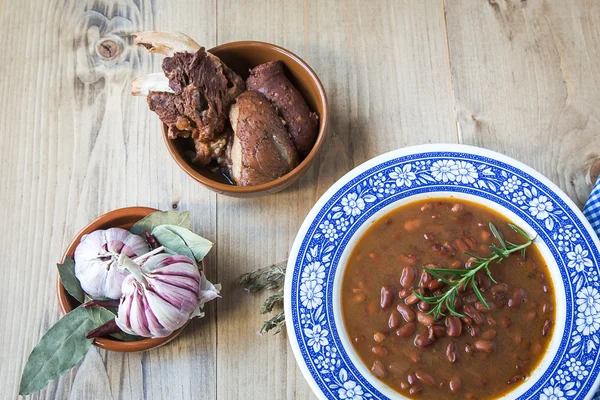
(132, 31), (245, 166)
(190, 132), (228, 167)
(160, 48), (245, 141)
(246, 61), (318, 157)
(227, 91), (299, 186)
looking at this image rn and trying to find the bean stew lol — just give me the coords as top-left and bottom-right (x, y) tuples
(341, 198), (555, 399)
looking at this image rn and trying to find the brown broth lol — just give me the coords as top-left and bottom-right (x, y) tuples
(341, 198), (555, 399)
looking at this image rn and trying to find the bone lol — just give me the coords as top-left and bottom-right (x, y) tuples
(133, 31), (201, 56)
(131, 73), (174, 96)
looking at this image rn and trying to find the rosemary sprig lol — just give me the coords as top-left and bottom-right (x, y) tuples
(237, 261), (286, 292)
(238, 260), (287, 334)
(413, 222), (535, 321)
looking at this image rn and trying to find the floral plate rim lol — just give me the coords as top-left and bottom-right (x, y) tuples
(284, 143), (600, 400)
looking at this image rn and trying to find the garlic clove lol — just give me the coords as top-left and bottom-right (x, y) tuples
(74, 228), (150, 300)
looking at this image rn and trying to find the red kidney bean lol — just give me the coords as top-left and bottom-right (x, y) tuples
(372, 346), (388, 357)
(400, 266), (417, 288)
(399, 289), (410, 299)
(397, 304), (416, 322)
(389, 311), (402, 329)
(476, 274), (492, 291)
(407, 372), (417, 385)
(380, 285), (395, 309)
(414, 328), (435, 347)
(455, 238), (469, 252)
(409, 386), (422, 395)
(524, 310), (537, 321)
(353, 294), (366, 303)
(432, 213), (441, 219)
(420, 271), (433, 287)
(421, 202), (433, 211)
(373, 332), (385, 342)
(456, 212), (473, 225)
(410, 350), (421, 364)
(417, 311), (434, 326)
(473, 301), (487, 313)
(450, 260), (462, 268)
(508, 288), (528, 309)
(404, 219), (423, 232)
(451, 203), (464, 213)
(446, 341), (458, 363)
(464, 343), (473, 354)
(461, 316), (473, 326)
(490, 282), (509, 296)
(480, 230), (492, 243)
(423, 232), (435, 241)
(543, 285), (550, 293)
(463, 304), (486, 325)
(446, 316), (462, 337)
(514, 333), (522, 345)
(462, 294), (478, 304)
(464, 237), (478, 250)
(538, 272), (547, 284)
(449, 376), (462, 393)
(463, 261), (473, 271)
(453, 295), (462, 310)
(415, 370), (435, 386)
(542, 302), (553, 314)
(399, 253), (418, 266)
(428, 279), (445, 291)
(486, 316), (497, 327)
(432, 324), (447, 338)
(469, 325), (481, 338)
(441, 243), (456, 257)
(417, 301), (431, 312)
(498, 315), (512, 329)
(507, 374), (526, 385)
(405, 293), (419, 305)
(368, 300), (379, 315)
(543, 319), (553, 336)
(399, 381), (410, 390)
(371, 360), (386, 378)
(474, 340), (495, 353)
(481, 329), (497, 340)
(396, 322), (416, 337)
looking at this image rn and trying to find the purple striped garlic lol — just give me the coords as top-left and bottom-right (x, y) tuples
(74, 228), (150, 299)
(115, 252), (211, 338)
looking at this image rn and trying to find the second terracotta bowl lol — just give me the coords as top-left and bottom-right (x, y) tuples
(162, 41), (329, 197)
(56, 207), (205, 352)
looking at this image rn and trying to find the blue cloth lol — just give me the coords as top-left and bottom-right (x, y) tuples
(585, 177), (600, 237)
(585, 178), (600, 400)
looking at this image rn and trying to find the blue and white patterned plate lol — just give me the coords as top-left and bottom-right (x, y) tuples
(284, 144), (600, 400)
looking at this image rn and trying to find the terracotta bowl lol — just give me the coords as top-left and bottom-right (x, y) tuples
(162, 41), (329, 197)
(56, 207), (205, 352)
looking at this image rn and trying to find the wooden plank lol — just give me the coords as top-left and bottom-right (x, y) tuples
(0, 0), (218, 398)
(215, 0), (456, 399)
(444, 0), (600, 207)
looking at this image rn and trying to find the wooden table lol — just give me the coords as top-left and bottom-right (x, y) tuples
(2, 0), (600, 398)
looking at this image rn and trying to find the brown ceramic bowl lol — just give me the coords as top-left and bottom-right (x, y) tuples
(162, 41), (329, 197)
(57, 207), (205, 352)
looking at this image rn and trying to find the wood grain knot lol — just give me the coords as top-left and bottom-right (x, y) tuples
(96, 39), (120, 59)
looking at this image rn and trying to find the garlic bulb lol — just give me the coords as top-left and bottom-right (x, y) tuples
(74, 228), (150, 299)
(115, 253), (219, 338)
